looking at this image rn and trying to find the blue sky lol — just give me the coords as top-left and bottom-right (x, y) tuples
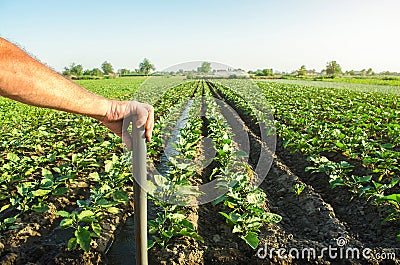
(1, 0), (399, 73)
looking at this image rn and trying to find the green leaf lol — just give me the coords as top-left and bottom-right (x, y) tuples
(112, 190), (128, 203)
(52, 167), (62, 174)
(330, 178), (346, 188)
(246, 193), (260, 204)
(0, 204), (10, 213)
(78, 210), (95, 220)
(382, 143), (394, 149)
(379, 194), (400, 203)
(105, 160), (113, 173)
(40, 178), (54, 188)
(89, 172), (100, 181)
(181, 219), (194, 230)
(72, 154), (78, 164)
(67, 237), (77, 250)
(167, 213), (186, 221)
(304, 166), (315, 172)
(162, 231), (173, 238)
(75, 227), (91, 252)
(32, 203), (50, 213)
(4, 217), (16, 224)
(241, 232), (259, 249)
(147, 239), (155, 249)
(358, 185), (372, 197)
(31, 189), (52, 197)
(234, 150), (248, 157)
(96, 199), (116, 207)
(263, 212), (282, 223)
(6, 152), (20, 162)
(232, 224), (243, 233)
(213, 194), (226, 205)
(91, 222), (102, 237)
(179, 229), (204, 243)
(219, 211), (230, 221)
(41, 168), (53, 178)
(107, 207), (120, 214)
(358, 175), (372, 183)
(55, 210), (70, 217)
(154, 174), (169, 187)
(100, 141), (111, 147)
(229, 212), (241, 222)
(60, 218), (74, 228)
(335, 142), (345, 148)
(77, 200), (87, 207)
(53, 186), (69, 195)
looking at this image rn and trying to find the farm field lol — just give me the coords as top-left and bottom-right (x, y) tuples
(0, 77), (399, 264)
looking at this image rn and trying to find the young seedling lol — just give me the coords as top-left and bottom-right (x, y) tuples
(293, 183), (305, 196)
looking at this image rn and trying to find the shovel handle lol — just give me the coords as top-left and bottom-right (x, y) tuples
(132, 124), (148, 265)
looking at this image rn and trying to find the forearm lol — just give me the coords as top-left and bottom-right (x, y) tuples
(0, 37), (109, 119)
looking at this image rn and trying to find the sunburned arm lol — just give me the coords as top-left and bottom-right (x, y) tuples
(0, 37), (109, 119)
(0, 37), (154, 142)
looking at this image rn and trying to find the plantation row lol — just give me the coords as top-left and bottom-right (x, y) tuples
(216, 79), (400, 239)
(145, 80), (281, 250)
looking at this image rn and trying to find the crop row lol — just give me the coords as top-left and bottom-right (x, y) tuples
(142, 79), (282, 251)
(202, 81), (281, 249)
(222, 79), (400, 239)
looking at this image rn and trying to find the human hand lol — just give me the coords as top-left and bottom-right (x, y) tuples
(97, 100), (154, 147)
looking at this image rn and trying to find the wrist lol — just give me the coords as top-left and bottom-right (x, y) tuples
(89, 97), (112, 122)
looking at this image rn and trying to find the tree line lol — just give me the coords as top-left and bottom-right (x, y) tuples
(62, 58), (155, 79)
(250, 61), (399, 78)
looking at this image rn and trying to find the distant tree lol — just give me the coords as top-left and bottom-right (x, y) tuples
(360, 69), (366, 76)
(255, 70), (263, 76)
(325, 61), (342, 77)
(348, 70), (355, 76)
(186, 72), (195, 79)
(139, 58), (155, 76)
(83, 68), (103, 76)
(72, 64), (83, 76)
(101, 61), (114, 75)
(367, 68), (374, 76)
(262, 68), (273, 76)
(254, 68), (273, 76)
(197, 62), (211, 74)
(91, 68), (103, 76)
(63, 63), (83, 77)
(118, 69), (131, 75)
(62, 67), (71, 76)
(298, 65), (307, 76)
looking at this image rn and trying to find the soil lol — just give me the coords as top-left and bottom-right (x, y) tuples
(1, 80), (399, 264)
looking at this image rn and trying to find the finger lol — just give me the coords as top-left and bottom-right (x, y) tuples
(145, 105), (154, 142)
(135, 104), (149, 128)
